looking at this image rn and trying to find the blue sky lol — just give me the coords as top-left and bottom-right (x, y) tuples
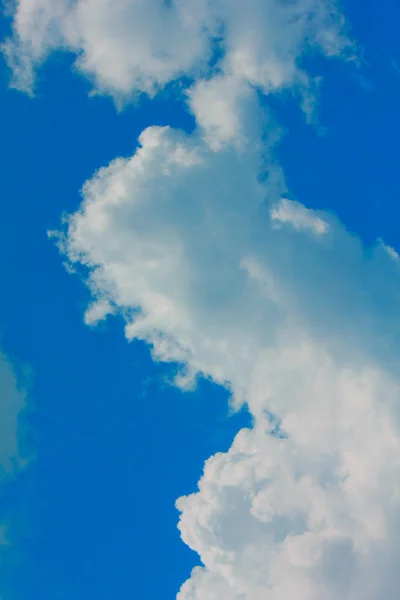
(1, 1), (400, 599)
(0, 66), (248, 597)
(0, 36), (248, 599)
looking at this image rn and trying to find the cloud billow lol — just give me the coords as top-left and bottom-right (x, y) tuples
(56, 122), (400, 598)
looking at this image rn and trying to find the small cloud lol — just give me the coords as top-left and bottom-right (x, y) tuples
(0, 348), (33, 595)
(84, 299), (115, 326)
(270, 198), (329, 235)
(0, 351), (30, 474)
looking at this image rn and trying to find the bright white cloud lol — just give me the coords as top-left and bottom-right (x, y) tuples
(3, 0), (351, 133)
(2, 0), (213, 97)
(177, 344), (400, 600)
(55, 119), (400, 599)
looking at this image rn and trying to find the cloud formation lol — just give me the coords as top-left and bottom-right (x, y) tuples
(4, 0), (351, 126)
(8, 0), (400, 598)
(0, 348), (30, 586)
(0, 351), (28, 474)
(54, 117), (400, 599)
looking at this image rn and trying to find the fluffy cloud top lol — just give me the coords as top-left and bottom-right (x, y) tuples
(3, 0), (351, 132)
(7, 0), (400, 598)
(2, 0), (212, 96)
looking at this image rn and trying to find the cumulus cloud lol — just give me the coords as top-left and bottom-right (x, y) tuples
(2, 0), (213, 96)
(177, 345), (400, 600)
(3, 0), (352, 131)
(54, 118), (400, 599)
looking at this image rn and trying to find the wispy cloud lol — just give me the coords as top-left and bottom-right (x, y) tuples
(0, 348), (32, 591)
(0, 350), (29, 474)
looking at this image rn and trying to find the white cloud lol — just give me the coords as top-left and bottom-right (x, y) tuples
(177, 343), (400, 599)
(3, 0), (352, 133)
(271, 198), (329, 235)
(55, 118), (400, 599)
(2, 0), (213, 96)
(187, 76), (259, 151)
(84, 298), (115, 326)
